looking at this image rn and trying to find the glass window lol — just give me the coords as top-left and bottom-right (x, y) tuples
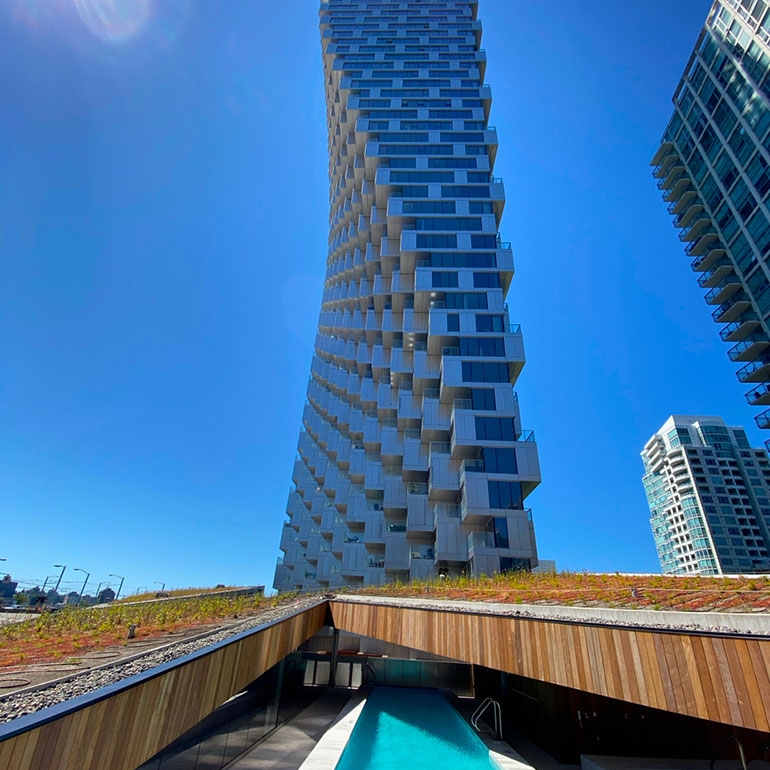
(462, 361), (509, 382)
(473, 272), (501, 288)
(475, 416), (517, 441)
(475, 314), (505, 332)
(487, 516), (510, 548)
(432, 271), (459, 288)
(447, 313), (460, 332)
(481, 447), (518, 474)
(487, 480), (523, 509)
(470, 389), (495, 410)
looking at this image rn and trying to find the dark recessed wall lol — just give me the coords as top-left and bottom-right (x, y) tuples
(473, 666), (770, 764)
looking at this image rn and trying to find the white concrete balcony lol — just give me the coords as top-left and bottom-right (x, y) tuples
(364, 515), (386, 543)
(341, 542), (367, 576)
(363, 414), (381, 445)
(383, 476), (408, 509)
(364, 462), (385, 490)
(407, 496), (434, 533)
(381, 425), (403, 457)
(398, 390), (421, 421)
(280, 524), (298, 550)
(385, 532), (409, 569)
(377, 383), (397, 410)
(403, 436), (429, 475)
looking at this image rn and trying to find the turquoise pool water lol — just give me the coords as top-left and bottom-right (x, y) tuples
(335, 687), (500, 770)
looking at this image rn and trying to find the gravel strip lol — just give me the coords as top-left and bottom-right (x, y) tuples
(0, 596), (325, 724)
(337, 594), (770, 636)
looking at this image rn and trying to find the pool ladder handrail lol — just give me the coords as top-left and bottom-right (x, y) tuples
(471, 697), (502, 740)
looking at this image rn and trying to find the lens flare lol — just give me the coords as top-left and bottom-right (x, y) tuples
(73, 0), (152, 43)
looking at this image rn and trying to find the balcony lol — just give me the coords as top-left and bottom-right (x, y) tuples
(433, 503), (461, 528)
(756, 408), (770, 429)
(712, 292), (751, 324)
(674, 203), (704, 230)
(736, 358), (770, 383)
(407, 481), (429, 495)
(697, 261), (734, 288)
(663, 174), (692, 203)
(704, 277), (742, 306)
(678, 213), (711, 243)
(746, 383), (770, 406)
(728, 334), (770, 362)
(651, 140), (675, 168)
(657, 163), (686, 190)
(686, 229), (719, 258)
(691, 245), (726, 273)
(467, 531), (495, 555)
(668, 186), (697, 215)
(720, 313), (760, 342)
(409, 544), (435, 561)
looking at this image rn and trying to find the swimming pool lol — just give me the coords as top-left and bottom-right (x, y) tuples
(334, 687), (500, 770)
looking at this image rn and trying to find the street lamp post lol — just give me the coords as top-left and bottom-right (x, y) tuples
(154, 581), (166, 593)
(73, 568), (90, 605)
(94, 582), (105, 603)
(108, 574), (125, 601)
(41, 575), (56, 592)
(53, 565), (66, 595)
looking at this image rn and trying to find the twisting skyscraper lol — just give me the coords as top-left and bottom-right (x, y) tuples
(273, 0), (542, 592)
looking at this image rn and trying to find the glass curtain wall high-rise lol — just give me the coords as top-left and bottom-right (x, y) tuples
(273, 0), (542, 592)
(653, 0), (770, 436)
(642, 415), (770, 575)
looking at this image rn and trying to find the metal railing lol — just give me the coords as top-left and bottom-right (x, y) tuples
(471, 697), (502, 739)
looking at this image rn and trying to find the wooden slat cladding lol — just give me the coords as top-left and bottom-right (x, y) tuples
(0, 604), (327, 770)
(329, 601), (770, 732)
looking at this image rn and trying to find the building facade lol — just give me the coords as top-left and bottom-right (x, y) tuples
(642, 415), (770, 575)
(652, 0), (770, 435)
(273, 0), (542, 592)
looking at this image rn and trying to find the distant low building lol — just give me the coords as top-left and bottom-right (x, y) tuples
(0, 575), (18, 600)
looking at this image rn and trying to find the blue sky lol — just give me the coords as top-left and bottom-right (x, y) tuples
(0, 0), (742, 596)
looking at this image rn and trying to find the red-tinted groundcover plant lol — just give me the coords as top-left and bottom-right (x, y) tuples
(0, 592), (296, 669)
(360, 571), (770, 613)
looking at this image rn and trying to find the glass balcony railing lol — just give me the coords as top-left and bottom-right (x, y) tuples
(685, 229), (718, 256)
(453, 398), (472, 410)
(387, 522), (407, 533)
(756, 408), (770, 429)
(746, 383), (770, 405)
(407, 481), (429, 495)
(410, 545), (435, 560)
(697, 262), (733, 287)
(719, 314), (759, 341)
(467, 531), (495, 550)
(737, 358), (770, 382)
(430, 441), (451, 454)
(728, 335), (770, 361)
(460, 459), (484, 475)
(434, 503), (461, 519)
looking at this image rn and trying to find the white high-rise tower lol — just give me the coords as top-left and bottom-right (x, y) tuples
(274, 0), (542, 591)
